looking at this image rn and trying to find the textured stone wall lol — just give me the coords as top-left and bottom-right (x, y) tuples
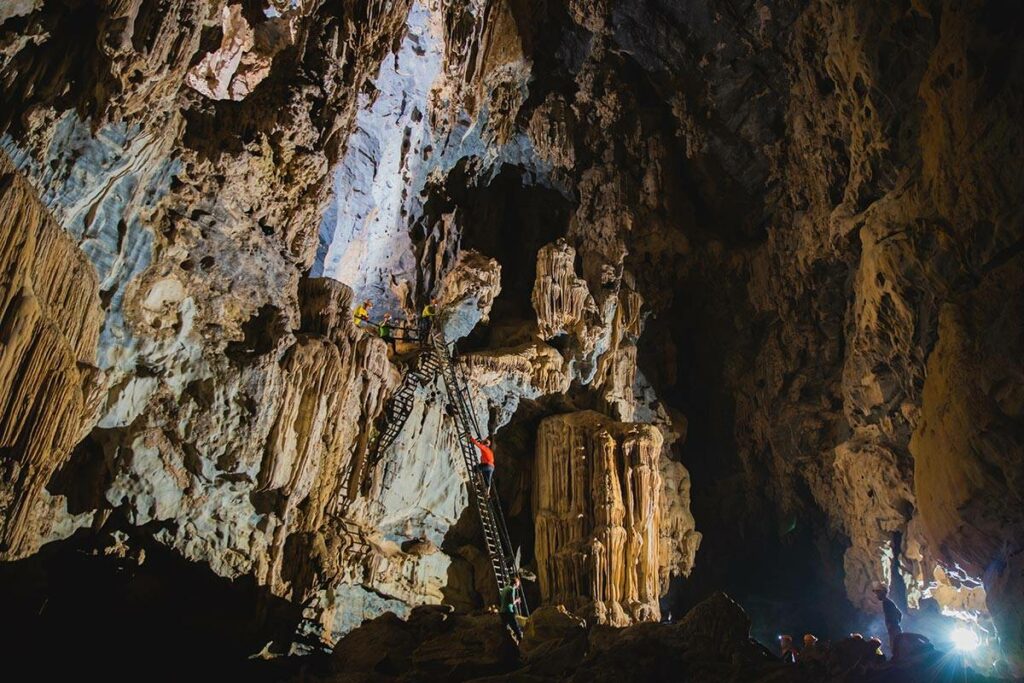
(911, 261), (1024, 671)
(0, 0), (439, 644)
(1, 0), (1018, 670)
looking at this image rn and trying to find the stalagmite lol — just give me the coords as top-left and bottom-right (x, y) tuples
(533, 410), (665, 626)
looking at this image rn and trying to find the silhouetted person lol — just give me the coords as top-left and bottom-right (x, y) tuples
(779, 634), (798, 663)
(499, 576), (523, 642)
(802, 633), (826, 664)
(872, 581), (903, 657)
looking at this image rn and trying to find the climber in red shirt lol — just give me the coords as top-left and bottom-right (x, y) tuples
(471, 436), (495, 495)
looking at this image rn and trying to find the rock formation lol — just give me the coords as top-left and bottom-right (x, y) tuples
(0, 153), (104, 555)
(911, 262), (1024, 670)
(532, 239), (601, 348)
(534, 411), (685, 625)
(308, 591), (989, 683)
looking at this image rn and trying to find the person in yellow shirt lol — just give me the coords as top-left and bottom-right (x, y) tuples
(354, 299), (372, 327)
(421, 298), (438, 318)
(419, 298), (438, 338)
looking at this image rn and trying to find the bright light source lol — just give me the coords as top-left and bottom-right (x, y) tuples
(951, 626), (980, 652)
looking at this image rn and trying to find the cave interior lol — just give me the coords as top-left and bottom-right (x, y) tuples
(0, 0), (1022, 681)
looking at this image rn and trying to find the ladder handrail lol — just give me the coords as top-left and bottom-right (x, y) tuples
(429, 330), (528, 617)
(490, 484), (529, 616)
(346, 321), (528, 618)
(449, 343), (484, 437)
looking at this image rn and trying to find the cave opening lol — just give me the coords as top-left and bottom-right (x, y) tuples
(455, 164), (574, 351)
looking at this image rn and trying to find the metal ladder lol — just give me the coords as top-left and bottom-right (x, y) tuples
(428, 330), (529, 617)
(337, 335), (439, 512)
(365, 343), (442, 474)
(349, 323), (528, 617)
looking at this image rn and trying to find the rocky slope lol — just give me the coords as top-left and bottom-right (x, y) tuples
(0, 0), (1022, 678)
(306, 592), (996, 683)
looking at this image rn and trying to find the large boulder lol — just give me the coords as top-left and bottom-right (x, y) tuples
(572, 592), (781, 682)
(326, 606), (519, 682)
(411, 611), (520, 679)
(521, 605), (587, 657)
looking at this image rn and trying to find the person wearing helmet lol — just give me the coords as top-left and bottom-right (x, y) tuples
(419, 298), (439, 338)
(778, 634), (798, 663)
(378, 313), (396, 354)
(421, 298), (439, 319)
(801, 633), (825, 663)
(354, 299), (373, 327)
(871, 581), (903, 657)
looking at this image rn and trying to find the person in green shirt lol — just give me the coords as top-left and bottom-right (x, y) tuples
(378, 313), (396, 354)
(499, 575), (523, 642)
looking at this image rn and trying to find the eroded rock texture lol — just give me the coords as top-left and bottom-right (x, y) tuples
(0, 0), (438, 646)
(534, 411), (690, 626)
(911, 262), (1024, 667)
(0, 154), (103, 555)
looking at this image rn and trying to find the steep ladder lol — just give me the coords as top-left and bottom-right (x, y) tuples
(429, 330), (529, 617)
(338, 338), (440, 510)
(350, 323), (528, 617)
(366, 345), (442, 471)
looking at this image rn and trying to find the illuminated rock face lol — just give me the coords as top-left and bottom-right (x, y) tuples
(532, 240), (600, 347)
(911, 264), (1024, 672)
(0, 154), (104, 556)
(533, 411), (669, 626)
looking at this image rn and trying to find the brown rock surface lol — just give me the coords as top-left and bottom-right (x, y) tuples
(0, 0), (1020, 676)
(324, 605), (520, 681)
(0, 153), (104, 557)
(911, 259), (1024, 672)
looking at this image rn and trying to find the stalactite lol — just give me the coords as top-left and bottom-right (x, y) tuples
(532, 238), (600, 344)
(533, 410), (666, 626)
(0, 154), (104, 557)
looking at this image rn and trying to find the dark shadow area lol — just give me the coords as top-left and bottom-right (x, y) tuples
(225, 303), (289, 362)
(409, 160), (574, 350)
(638, 253), (863, 646)
(0, 519), (313, 682)
(47, 431), (112, 515)
(457, 165), (573, 347)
